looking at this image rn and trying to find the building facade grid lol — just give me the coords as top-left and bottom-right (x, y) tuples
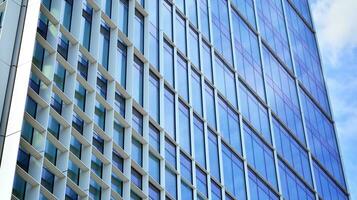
(0, 0), (349, 199)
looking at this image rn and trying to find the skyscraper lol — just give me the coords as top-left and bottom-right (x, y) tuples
(0, 0), (350, 199)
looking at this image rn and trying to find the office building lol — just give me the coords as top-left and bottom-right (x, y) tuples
(0, 0), (350, 199)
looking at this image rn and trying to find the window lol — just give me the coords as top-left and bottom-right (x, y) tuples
(149, 183), (160, 200)
(289, 0), (313, 26)
(12, 174), (26, 200)
(132, 109), (143, 135)
(74, 81), (86, 111)
(72, 112), (84, 134)
(256, 0), (291, 69)
(58, 34), (69, 60)
(149, 72), (160, 121)
(61, 0), (73, 31)
(29, 73), (41, 94)
(165, 167), (177, 199)
(21, 120), (41, 147)
(113, 121), (125, 148)
(53, 61), (66, 91)
(112, 174), (123, 196)
(65, 186), (78, 200)
(210, 0), (232, 64)
(131, 191), (142, 200)
(218, 98), (241, 153)
(97, 73), (107, 99)
(41, 168), (55, 193)
(248, 171), (278, 200)
(91, 155), (103, 178)
(165, 138), (176, 168)
(211, 180), (221, 200)
(163, 40), (174, 85)
(239, 84), (271, 143)
(102, 0), (112, 17)
(208, 130), (220, 181)
(68, 160), (80, 185)
(89, 179), (101, 200)
(231, 0), (255, 27)
(244, 124), (277, 187)
(178, 101), (191, 154)
(273, 118), (312, 184)
(286, 4), (330, 114)
(300, 90), (345, 187)
(162, 0), (173, 40)
(164, 87), (175, 138)
(133, 57), (144, 105)
(263, 46), (303, 142)
(180, 152), (192, 183)
(177, 55), (188, 101)
(222, 143), (246, 200)
(149, 153), (160, 182)
(149, 124), (160, 152)
(117, 40), (127, 87)
(112, 151), (124, 171)
(201, 41), (212, 82)
(196, 167), (207, 198)
(47, 116), (60, 139)
(193, 116), (205, 167)
(232, 12), (264, 98)
(187, 0), (197, 26)
(118, 0), (128, 35)
(176, 13), (186, 54)
(148, 0), (159, 68)
(33, 42), (45, 70)
(215, 56), (237, 107)
(70, 136), (82, 159)
(45, 139), (57, 165)
(94, 101), (106, 130)
(191, 70), (202, 115)
(132, 138), (143, 166)
(99, 22), (110, 69)
(25, 96), (37, 118)
(134, 10), (144, 53)
(181, 181), (193, 200)
(199, 0), (210, 39)
(38, 12), (49, 39)
(17, 148), (30, 172)
(131, 168), (142, 189)
(115, 92), (126, 116)
(279, 161), (314, 200)
(313, 162), (348, 200)
(188, 28), (200, 68)
(78, 53), (88, 80)
(81, 1), (92, 50)
(93, 132), (104, 153)
(176, 0), (185, 13)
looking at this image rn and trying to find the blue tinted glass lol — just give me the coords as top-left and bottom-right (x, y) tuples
(149, 153), (160, 182)
(177, 55), (188, 101)
(176, 13), (186, 54)
(199, 0), (210, 39)
(163, 0), (173, 40)
(133, 57), (144, 105)
(205, 84), (216, 129)
(134, 10), (144, 53)
(149, 72), (160, 122)
(248, 171), (278, 200)
(191, 70), (202, 115)
(256, 0), (292, 69)
(193, 116), (205, 167)
(163, 41), (174, 86)
(215, 57), (237, 107)
(218, 98), (241, 153)
(231, 0), (255, 28)
(208, 130), (220, 181)
(244, 124), (277, 188)
(210, 0), (232, 64)
(222, 144), (246, 200)
(178, 102), (191, 153)
(118, 0), (128, 35)
(165, 168), (177, 199)
(164, 88), (175, 138)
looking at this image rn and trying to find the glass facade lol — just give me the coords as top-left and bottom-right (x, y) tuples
(10, 0), (349, 200)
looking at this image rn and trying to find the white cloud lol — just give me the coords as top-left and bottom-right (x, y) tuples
(311, 0), (357, 65)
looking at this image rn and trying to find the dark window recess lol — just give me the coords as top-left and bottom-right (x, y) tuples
(72, 114), (84, 134)
(93, 132), (104, 153)
(50, 94), (63, 115)
(78, 55), (89, 80)
(57, 36), (69, 59)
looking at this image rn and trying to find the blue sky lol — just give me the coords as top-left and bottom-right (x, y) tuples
(310, 0), (357, 198)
